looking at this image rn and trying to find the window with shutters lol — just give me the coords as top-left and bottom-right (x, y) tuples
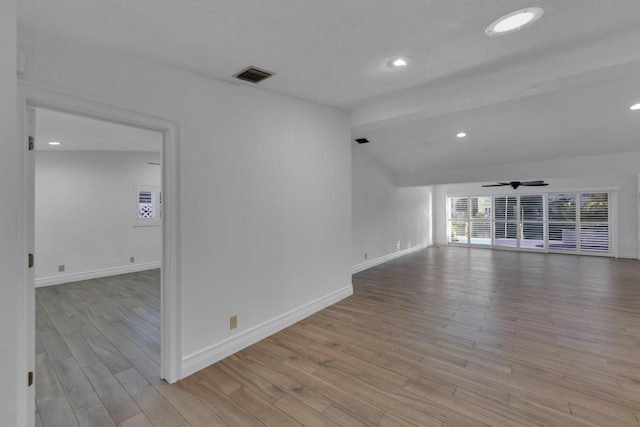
(448, 196), (469, 244)
(470, 196), (492, 245)
(580, 193), (609, 252)
(548, 193), (576, 250)
(135, 184), (161, 226)
(447, 191), (611, 256)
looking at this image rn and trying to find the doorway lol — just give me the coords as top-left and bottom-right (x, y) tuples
(18, 83), (181, 426)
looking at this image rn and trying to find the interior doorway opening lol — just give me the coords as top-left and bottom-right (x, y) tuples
(18, 82), (182, 426)
(33, 108), (164, 423)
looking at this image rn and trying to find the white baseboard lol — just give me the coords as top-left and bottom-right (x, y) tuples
(181, 284), (354, 379)
(616, 251), (638, 259)
(35, 262), (161, 287)
(351, 243), (429, 274)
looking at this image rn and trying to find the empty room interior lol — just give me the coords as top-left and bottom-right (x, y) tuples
(3, 1), (640, 426)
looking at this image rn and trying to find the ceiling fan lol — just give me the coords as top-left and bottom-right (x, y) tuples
(482, 180), (549, 189)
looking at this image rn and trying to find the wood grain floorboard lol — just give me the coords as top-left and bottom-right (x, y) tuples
(36, 249), (640, 426)
(35, 270), (162, 426)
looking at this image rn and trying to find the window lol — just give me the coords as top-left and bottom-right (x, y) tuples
(579, 192), (609, 253)
(470, 196), (491, 245)
(135, 185), (161, 226)
(448, 196), (492, 246)
(548, 193), (576, 250)
(448, 197), (469, 244)
(447, 191), (612, 256)
(494, 196), (518, 248)
(519, 195), (544, 250)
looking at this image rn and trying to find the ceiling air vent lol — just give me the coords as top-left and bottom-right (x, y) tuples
(355, 138), (370, 144)
(233, 66), (276, 84)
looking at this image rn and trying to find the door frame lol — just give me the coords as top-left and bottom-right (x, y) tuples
(17, 81), (182, 424)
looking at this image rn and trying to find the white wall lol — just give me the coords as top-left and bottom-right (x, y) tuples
(18, 29), (352, 374)
(434, 173), (639, 259)
(1, 1), (18, 425)
(399, 149), (640, 186)
(352, 142), (432, 273)
(35, 151), (162, 286)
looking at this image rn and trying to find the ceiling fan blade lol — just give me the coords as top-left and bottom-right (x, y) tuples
(521, 183), (549, 186)
(520, 180), (545, 185)
(481, 183), (509, 187)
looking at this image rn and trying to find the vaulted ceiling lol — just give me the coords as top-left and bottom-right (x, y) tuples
(19, 0), (640, 184)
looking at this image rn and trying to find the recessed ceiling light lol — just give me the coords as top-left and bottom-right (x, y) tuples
(389, 57), (411, 68)
(630, 103), (640, 111)
(48, 141), (61, 146)
(457, 132), (467, 138)
(486, 7), (544, 36)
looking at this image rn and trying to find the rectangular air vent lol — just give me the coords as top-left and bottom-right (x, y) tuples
(355, 138), (370, 144)
(233, 66), (276, 84)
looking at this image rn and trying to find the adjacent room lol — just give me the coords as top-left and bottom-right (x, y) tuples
(32, 109), (165, 424)
(3, 1), (640, 426)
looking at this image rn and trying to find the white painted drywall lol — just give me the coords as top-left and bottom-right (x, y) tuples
(352, 142), (432, 272)
(35, 151), (162, 286)
(399, 149), (640, 186)
(18, 30), (352, 365)
(1, 1), (18, 425)
(434, 173), (639, 258)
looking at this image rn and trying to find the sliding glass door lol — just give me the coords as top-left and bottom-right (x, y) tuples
(493, 195), (544, 250)
(494, 196), (517, 248)
(448, 196), (492, 245)
(548, 193), (576, 251)
(447, 192), (611, 256)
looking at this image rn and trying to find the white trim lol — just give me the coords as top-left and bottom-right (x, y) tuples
(16, 95), (34, 427)
(181, 285), (353, 378)
(35, 262), (161, 287)
(351, 243), (428, 274)
(617, 251), (637, 259)
(17, 81), (182, 391)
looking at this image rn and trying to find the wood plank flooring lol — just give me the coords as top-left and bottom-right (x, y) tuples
(37, 248), (640, 426)
(36, 269), (162, 427)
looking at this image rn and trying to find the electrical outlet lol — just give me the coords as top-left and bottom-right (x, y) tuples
(130, 257), (135, 263)
(58, 265), (65, 272)
(229, 315), (238, 329)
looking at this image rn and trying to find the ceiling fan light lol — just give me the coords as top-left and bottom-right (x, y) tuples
(630, 103), (640, 111)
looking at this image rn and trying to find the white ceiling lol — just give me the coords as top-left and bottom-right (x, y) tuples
(19, 1), (640, 182)
(35, 108), (161, 152)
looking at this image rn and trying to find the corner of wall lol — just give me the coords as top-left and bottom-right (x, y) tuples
(352, 243), (428, 274)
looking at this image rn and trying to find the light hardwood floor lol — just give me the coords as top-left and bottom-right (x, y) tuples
(37, 248), (640, 426)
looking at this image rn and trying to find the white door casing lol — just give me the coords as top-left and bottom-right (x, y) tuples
(17, 81), (182, 425)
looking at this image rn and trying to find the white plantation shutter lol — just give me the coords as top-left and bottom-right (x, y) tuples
(135, 185), (162, 226)
(520, 195), (544, 249)
(448, 197), (469, 243)
(579, 193), (609, 253)
(548, 193), (577, 251)
(469, 196), (491, 245)
(494, 196), (517, 247)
